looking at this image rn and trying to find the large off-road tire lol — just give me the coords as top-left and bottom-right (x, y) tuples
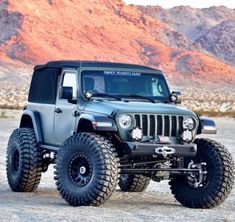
(169, 138), (234, 208)
(119, 174), (150, 192)
(6, 128), (43, 192)
(54, 133), (120, 206)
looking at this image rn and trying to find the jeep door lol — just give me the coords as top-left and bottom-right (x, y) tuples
(27, 67), (60, 145)
(54, 69), (77, 145)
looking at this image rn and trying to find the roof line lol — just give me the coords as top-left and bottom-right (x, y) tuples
(34, 60), (162, 72)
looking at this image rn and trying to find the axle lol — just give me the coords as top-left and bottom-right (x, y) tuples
(120, 167), (201, 175)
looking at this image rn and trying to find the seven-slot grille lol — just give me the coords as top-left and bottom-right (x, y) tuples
(133, 114), (184, 137)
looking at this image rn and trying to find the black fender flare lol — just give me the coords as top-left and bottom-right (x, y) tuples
(77, 113), (117, 132)
(19, 109), (43, 143)
(197, 117), (217, 135)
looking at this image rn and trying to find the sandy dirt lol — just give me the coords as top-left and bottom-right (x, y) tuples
(0, 113), (234, 222)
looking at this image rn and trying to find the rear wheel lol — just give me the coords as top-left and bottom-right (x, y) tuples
(6, 128), (43, 192)
(169, 138), (234, 208)
(119, 174), (150, 192)
(54, 133), (120, 206)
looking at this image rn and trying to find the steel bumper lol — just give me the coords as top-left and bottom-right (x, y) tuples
(122, 142), (197, 157)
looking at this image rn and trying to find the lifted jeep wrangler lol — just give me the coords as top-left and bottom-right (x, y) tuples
(6, 61), (234, 208)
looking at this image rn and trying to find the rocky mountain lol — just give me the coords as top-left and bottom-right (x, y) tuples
(0, 0), (235, 110)
(195, 20), (235, 64)
(137, 5), (235, 65)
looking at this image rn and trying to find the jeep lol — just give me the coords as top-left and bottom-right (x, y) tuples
(6, 60), (234, 208)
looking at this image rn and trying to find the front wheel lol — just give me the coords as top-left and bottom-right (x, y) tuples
(54, 133), (120, 206)
(169, 138), (234, 208)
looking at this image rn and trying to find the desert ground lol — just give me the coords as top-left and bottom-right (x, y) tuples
(0, 110), (234, 222)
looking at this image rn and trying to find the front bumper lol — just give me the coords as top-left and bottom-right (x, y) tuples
(122, 142), (197, 157)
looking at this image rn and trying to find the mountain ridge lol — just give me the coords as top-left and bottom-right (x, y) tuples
(0, 1), (234, 83)
(137, 5), (235, 65)
(0, 0), (235, 109)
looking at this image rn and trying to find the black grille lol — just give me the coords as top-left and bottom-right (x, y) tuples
(134, 114), (184, 137)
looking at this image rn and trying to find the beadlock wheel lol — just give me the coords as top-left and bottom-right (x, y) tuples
(69, 153), (93, 187)
(169, 138), (234, 209)
(6, 128), (43, 192)
(55, 133), (120, 206)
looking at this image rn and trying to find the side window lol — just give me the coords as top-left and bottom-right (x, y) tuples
(28, 68), (60, 104)
(62, 73), (77, 98)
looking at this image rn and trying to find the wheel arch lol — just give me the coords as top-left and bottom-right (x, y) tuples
(19, 109), (43, 143)
(197, 117), (217, 135)
(77, 118), (94, 133)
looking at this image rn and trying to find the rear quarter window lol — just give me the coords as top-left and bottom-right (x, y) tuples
(28, 68), (60, 104)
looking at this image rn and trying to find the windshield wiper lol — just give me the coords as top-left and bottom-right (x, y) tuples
(127, 94), (156, 103)
(93, 93), (122, 101)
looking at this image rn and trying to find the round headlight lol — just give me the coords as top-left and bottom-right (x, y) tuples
(119, 114), (132, 129)
(183, 118), (195, 130)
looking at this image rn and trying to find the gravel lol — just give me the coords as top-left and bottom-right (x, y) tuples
(0, 115), (234, 222)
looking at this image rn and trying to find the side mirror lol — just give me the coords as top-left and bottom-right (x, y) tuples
(61, 87), (77, 104)
(61, 86), (73, 100)
(170, 91), (182, 103)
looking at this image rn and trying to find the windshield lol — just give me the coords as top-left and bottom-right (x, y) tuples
(81, 70), (170, 101)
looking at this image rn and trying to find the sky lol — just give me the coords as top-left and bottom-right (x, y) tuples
(124, 0), (235, 9)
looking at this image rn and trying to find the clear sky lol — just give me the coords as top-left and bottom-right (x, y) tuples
(124, 0), (235, 9)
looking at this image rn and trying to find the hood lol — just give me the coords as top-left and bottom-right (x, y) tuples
(83, 100), (196, 117)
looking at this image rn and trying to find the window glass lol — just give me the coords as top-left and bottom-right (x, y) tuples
(28, 68), (60, 104)
(83, 76), (105, 93)
(62, 73), (77, 98)
(81, 70), (170, 101)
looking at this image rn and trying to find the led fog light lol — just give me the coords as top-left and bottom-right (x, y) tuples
(130, 127), (143, 141)
(181, 130), (193, 143)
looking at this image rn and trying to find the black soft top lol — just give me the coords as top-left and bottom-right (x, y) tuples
(34, 60), (161, 73)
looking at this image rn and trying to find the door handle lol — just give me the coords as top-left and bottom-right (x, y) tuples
(55, 108), (62, 114)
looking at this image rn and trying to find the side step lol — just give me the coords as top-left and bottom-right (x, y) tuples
(39, 144), (60, 152)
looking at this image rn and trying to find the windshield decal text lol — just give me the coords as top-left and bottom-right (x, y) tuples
(104, 71), (141, 77)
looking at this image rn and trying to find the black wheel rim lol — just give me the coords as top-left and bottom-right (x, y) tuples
(69, 153), (93, 187)
(13, 148), (20, 172)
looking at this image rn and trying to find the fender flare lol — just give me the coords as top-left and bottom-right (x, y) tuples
(77, 113), (117, 132)
(197, 117), (217, 135)
(20, 109), (43, 143)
